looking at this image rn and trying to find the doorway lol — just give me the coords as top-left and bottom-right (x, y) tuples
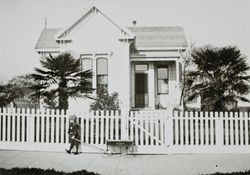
(135, 73), (148, 108)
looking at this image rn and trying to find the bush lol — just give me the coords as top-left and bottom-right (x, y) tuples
(0, 167), (100, 175)
(205, 170), (250, 175)
(90, 88), (120, 111)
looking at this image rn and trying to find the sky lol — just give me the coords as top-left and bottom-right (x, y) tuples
(0, 0), (249, 83)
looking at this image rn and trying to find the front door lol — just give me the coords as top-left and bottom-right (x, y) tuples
(135, 73), (148, 108)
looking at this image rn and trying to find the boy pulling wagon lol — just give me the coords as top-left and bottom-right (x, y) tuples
(65, 115), (80, 155)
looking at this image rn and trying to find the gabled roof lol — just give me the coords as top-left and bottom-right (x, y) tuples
(55, 6), (134, 40)
(35, 7), (188, 51)
(35, 28), (61, 50)
(35, 6), (135, 51)
(128, 26), (188, 48)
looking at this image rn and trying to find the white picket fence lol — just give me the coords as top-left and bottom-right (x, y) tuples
(0, 108), (250, 154)
(172, 111), (250, 153)
(0, 108), (122, 153)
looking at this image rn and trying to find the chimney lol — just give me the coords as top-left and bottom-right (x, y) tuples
(132, 20), (137, 26)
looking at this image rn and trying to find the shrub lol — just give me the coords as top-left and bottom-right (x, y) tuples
(90, 88), (120, 111)
(0, 167), (99, 175)
(205, 170), (250, 175)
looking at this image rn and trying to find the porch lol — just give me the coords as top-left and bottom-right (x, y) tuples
(130, 59), (182, 110)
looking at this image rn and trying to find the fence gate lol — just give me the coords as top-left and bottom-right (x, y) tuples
(127, 110), (172, 154)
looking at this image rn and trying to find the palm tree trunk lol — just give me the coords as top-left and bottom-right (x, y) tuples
(58, 80), (68, 110)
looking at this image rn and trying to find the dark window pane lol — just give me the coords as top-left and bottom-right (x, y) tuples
(135, 73), (148, 94)
(97, 84), (108, 92)
(97, 75), (108, 85)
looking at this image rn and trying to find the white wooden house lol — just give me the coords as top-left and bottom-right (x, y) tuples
(2, 6), (250, 155)
(35, 6), (188, 111)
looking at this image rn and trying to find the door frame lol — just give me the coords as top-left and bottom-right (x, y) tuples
(133, 64), (149, 108)
(134, 72), (148, 108)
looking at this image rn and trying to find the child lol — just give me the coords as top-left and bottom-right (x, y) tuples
(65, 115), (81, 155)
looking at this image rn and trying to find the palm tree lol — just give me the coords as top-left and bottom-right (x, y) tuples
(30, 53), (93, 110)
(185, 45), (250, 111)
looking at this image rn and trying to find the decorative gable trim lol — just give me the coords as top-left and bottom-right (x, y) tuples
(54, 6), (135, 41)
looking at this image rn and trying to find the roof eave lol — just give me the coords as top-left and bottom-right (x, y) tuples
(35, 48), (61, 53)
(136, 46), (187, 51)
(55, 38), (72, 41)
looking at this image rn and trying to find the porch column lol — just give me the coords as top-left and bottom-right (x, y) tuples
(175, 59), (180, 107)
(92, 55), (97, 90)
(175, 59), (180, 85)
(148, 63), (155, 109)
(130, 62), (135, 108)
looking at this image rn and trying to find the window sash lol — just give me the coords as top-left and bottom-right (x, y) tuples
(97, 58), (108, 75)
(81, 58), (93, 89)
(97, 75), (108, 85)
(97, 75), (108, 91)
(157, 79), (168, 94)
(97, 58), (108, 91)
(157, 66), (168, 94)
(81, 58), (92, 72)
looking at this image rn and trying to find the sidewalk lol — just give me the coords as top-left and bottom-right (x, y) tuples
(0, 150), (250, 175)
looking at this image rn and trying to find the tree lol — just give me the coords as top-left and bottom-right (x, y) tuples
(90, 88), (120, 111)
(179, 43), (195, 110)
(185, 45), (250, 111)
(0, 74), (36, 108)
(0, 84), (16, 107)
(30, 53), (93, 110)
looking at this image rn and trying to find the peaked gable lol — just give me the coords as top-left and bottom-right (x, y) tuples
(55, 6), (134, 41)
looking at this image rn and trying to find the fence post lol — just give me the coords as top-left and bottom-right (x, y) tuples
(121, 110), (129, 140)
(165, 109), (173, 147)
(215, 112), (224, 147)
(28, 109), (35, 143)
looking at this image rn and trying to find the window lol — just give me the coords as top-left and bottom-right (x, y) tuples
(81, 58), (92, 72)
(81, 58), (93, 88)
(135, 64), (148, 72)
(157, 65), (168, 94)
(97, 58), (108, 91)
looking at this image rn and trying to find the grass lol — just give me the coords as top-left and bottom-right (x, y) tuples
(0, 167), (100, 175)
(205, 170), (250, 175)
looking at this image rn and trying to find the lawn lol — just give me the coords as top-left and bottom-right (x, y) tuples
(0, 167), (100, 175)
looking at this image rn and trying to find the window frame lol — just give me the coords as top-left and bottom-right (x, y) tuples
(96, 57), (108, 91)
(157, 65), (169, 94)
(81, 57), (93, 72)
(134, 64), (148, 72)
(81, 57), (93, 90)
